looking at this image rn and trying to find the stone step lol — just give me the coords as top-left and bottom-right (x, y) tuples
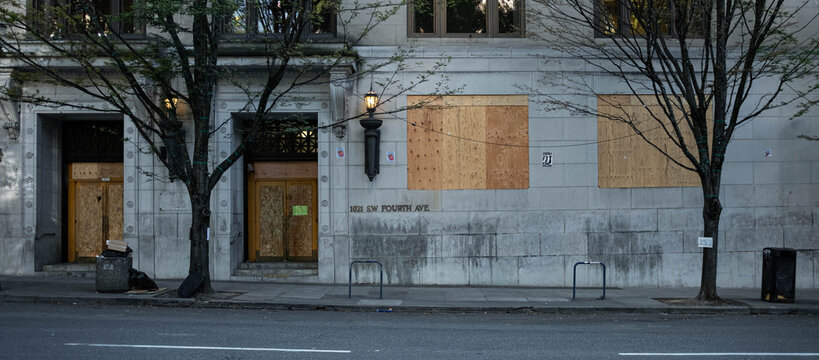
(233, 261), (319, 282)
(40, 263), (96, 278)
(229, 274), (319, 284)
(233, 268), (318, 277)
(236, 262), (318, 270)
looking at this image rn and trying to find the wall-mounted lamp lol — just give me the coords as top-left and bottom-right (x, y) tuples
(161, 97), (186, 182)
(360, 90), (382, 181)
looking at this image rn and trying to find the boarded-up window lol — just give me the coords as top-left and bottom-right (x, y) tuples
(407, 95), (529, 190)
(598, 95), (710, 188)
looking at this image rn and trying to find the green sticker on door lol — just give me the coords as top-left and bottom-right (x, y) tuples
(292, 205), (308, 216)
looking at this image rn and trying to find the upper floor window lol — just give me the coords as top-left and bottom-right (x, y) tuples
(225, 0), (336, 37)
(595, 0), (705, 38)
(32, 0), (144, 38)
(410, 0), (523, 37)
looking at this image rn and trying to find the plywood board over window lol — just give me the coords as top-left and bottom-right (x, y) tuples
(597, 95), (712, 188)
(407, 95), (529, 190)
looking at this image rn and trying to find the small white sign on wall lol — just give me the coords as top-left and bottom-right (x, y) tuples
(697, 237), (713, 248)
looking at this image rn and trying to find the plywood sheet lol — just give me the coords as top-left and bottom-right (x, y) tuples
(486, 106), (528, 189)
(458, 106), (488, 189)
(286, 182), (315, 258)
(598, 95), (708, 188)
(257, 182), (285, 258)
(72, 162), (123, 180)
(407, 95), (529, 190)
(107, 182), (123, 241)
(253, 161), (317, 179)
(75, 182), (105, 258)
(440, 106), (463, 188)
(407, 105), (442, 189)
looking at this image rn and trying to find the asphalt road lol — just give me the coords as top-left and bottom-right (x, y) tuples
(1, 303), (818, 359)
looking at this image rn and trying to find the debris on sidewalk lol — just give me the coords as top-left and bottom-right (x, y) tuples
(126, 287), (167, 295)
(129, 268), (159, 291)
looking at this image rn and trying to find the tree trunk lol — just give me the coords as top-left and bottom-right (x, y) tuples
(188, 189), (213, 294)
(696, 184), (722, 301)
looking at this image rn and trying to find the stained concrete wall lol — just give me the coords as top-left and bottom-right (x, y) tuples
(340, 45), (819, 289)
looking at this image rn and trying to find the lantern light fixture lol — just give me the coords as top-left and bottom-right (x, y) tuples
(160, 96), (185, 182)
(364, 90), (378, 115)
(360, 90), (382, 182)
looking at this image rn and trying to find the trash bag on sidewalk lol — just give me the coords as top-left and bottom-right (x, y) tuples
(101, 247), (133, 258)
(129, 268), (159, 290)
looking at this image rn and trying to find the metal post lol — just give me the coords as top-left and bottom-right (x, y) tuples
(349, 260), (383, 299)
(572, 261), (606, 300)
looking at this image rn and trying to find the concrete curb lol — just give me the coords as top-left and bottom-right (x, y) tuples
(2, 294), (816, 315)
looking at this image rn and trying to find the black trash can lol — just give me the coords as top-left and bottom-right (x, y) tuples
(96, 256), (132, 293)
(761, 247), (796, 303)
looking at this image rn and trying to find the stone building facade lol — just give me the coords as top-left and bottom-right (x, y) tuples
(0, 0), (817, 289)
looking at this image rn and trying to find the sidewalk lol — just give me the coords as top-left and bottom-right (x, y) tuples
(1, 275), (817, 315)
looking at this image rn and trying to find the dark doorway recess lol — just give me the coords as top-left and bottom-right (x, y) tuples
(60, 119), (124, 263)
(62, 120), (124, 162)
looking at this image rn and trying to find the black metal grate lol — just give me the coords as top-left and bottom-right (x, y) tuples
(241, 113), (318, 161)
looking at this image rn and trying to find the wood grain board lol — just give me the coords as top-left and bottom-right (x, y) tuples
(68, 162), (123, 262)
(107, 183), (124, 242)
(72, 162), (124, 180)
(597, 95), (710, 188)
(75, 182), (105, 258)
(407, 95), (529, 190)
(286, 182), (316, 258)
(252, 161), (318, 179)
(257, 182), (285, 258)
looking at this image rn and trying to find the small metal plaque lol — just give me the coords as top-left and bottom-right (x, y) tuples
(698, 237), (713, 248)
(542, 152), (553, 167)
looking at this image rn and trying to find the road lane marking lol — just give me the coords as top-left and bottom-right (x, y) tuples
(620, 353), (819, 357)
(65, 343), (350, 353)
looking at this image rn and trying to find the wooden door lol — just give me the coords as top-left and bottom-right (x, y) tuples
(67, 163), (124, 262)
(284, 181), (316, 260)
(249, 181), (287, 259)
(248, 178), (317, 262)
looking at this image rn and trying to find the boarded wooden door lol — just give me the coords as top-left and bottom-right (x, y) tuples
(248, 178), (317, 262)
(67, 163), (124, 262)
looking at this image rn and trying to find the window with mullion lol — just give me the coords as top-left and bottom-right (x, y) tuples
(594, 0), (705, 38)
(225, 0), (336, 37)
(410, 0), (522, 37)
(32, 0), (144, 38)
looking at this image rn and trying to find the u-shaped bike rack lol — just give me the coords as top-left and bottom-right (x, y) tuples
(572, 261), (606, 300)
(349, 260), (383, 299)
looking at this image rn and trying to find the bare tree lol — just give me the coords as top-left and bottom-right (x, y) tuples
(0, 0), (449, 296)
(528, 0), (817, 300)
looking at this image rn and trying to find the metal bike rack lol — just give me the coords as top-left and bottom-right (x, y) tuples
(349, 260), (383, 299)
(572, 261), (606, 300)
